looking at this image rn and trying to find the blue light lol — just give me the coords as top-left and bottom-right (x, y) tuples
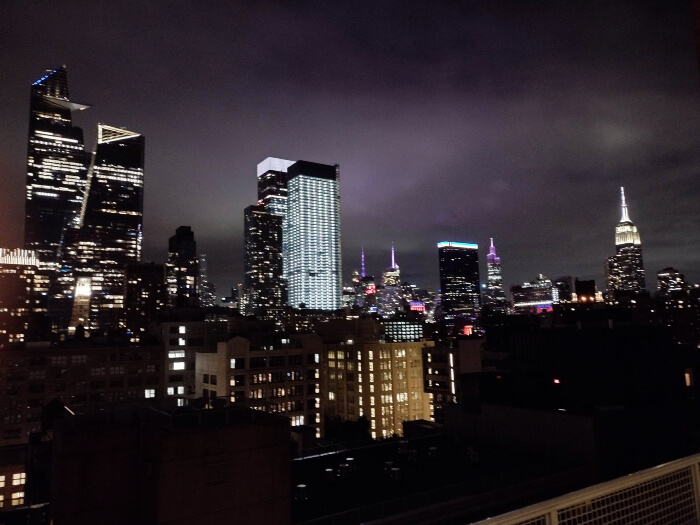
(437, 241), (478, 249)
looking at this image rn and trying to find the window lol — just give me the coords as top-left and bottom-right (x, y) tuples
(178, 338), (186, 346)
(203, 374), (209, 384)
(230, 358), (245, 369)
(168, 350), (185, 359)
(167, 387), (174, 395)
(168, 361), (185, 371)
(12, 473), (25, 486)
(0, 475), (4, 487)
(29, 370), (45, 380)
(72, 355), (87, 364)
(210, 375), (217, 386)
(11, 492), (23, 506)
(179, 325), (186, 334)
(177, 386), (185, 395)
(0, 494), (3, 507)
(144, 389), (155, 399)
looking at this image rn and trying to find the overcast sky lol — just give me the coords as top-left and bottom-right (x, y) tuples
(0, 0), (698, 295)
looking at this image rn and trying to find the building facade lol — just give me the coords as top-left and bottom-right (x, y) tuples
(243, 205), (284, 321)
(196, 334), (323, 437)
(166, 226), (198, 309)
(24, 66), (89, 269)
(65, 124), (145, 334)
(437, 242), (481, 327)
(0, 249), (42, 347)
(323, 340), (433, 439)
(286, 161), (342, 310)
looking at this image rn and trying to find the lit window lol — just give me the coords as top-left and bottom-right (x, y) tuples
(168, 350), (185, 359)
(178, 338), (186, 346)
(179, 326), (186, 334)
(167, 387), (175, 396)
(169, 361), (185, 371)
(12, 473), (25, 486)
(177, 386), (184, 395)
(0, 494), (3, 507)
(0, 475), (4, 487)
(11, 492), (23, 506)
(144, 389), (156, 399)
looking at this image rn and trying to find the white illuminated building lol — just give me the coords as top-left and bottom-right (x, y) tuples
(285, 161), (342, 310)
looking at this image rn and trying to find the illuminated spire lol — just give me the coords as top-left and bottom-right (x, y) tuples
(391, 243), (396, 269)
(487, 237), (501, 265)
(620, 186), (631, 222)
(361, 247), (366, 278)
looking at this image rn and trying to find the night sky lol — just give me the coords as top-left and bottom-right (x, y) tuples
(1, 1), (698, 296)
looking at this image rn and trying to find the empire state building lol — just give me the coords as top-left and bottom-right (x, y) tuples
(605, 187), (645, 300)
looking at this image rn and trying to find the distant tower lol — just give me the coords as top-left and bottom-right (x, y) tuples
(437, 242), (481, 328)
(286, 161), (342, 310)
(24, 66), (90, 268)
(657, 267), (686, 298)
(379, 244), (402, 317)
(166, 226), (199, 308)
(243, 204), (284, 320)
(67, 124), (145, 334)
(198, 254), (217, 307)
(483, 238), (508, 314)
(605, 187), (645, 301)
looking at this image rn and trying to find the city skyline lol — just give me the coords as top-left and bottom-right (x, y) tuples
(1, 2), (699, 296)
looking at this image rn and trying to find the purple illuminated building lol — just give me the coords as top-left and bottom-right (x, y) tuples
(484, 238), (508, 314)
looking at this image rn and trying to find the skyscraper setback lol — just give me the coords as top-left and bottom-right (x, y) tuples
(286, 161), (342, 310)
(24, 66), (89, 267)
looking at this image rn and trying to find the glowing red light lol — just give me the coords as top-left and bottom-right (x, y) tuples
(366, 284), (376, 295)
(409, 301), (425, 312)
(463, 325), (473, 336)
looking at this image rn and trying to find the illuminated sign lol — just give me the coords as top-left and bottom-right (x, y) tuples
(409, 301), (425, 312)
(462, 325), (473, 336)
(365, 284), (376, 295)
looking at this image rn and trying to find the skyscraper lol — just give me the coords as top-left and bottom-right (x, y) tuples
(483, 238), (508, 314)
(124, 262), (166, 342)
(257, 157), (294, 217)
(197, 254), (217, 307)
(24, 66), (90, 268)
(605, 187), (645, 300)
(243, 204), (284, 320)
(379, 245), (402, 317)
(286, 161), (342, 310)
(166, 226), (199, 308)
(437, 241), (481, 326)
(511, 274), (554, 314)
(67, 124), (145, 334)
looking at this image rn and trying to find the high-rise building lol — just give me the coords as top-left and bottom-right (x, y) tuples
(483, 238), (508, 314)
(437, 242), (481, 326)
(243, 205), (284, 321)
(0, 249), (41, 347)
(24, 66), (90, 268)
(605, 187), (645, 300)
(197, 254), (217, 307)
(67, 124), (145, 334)
(286, 161), (342, 310)
(257, 157), (294, 217)
(510, 274), (554, 314)
(124, 262), (166, 342)
(379, 245), (402, 317)
(166, 226), (198, 308)
(657, 267), (686, 298)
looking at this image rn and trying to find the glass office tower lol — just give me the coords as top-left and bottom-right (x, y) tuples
(437, 241), (481, 326)
(25, 66), (90, 268)
(67, 124), (145, 333)
(286, 161), (342, 310)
